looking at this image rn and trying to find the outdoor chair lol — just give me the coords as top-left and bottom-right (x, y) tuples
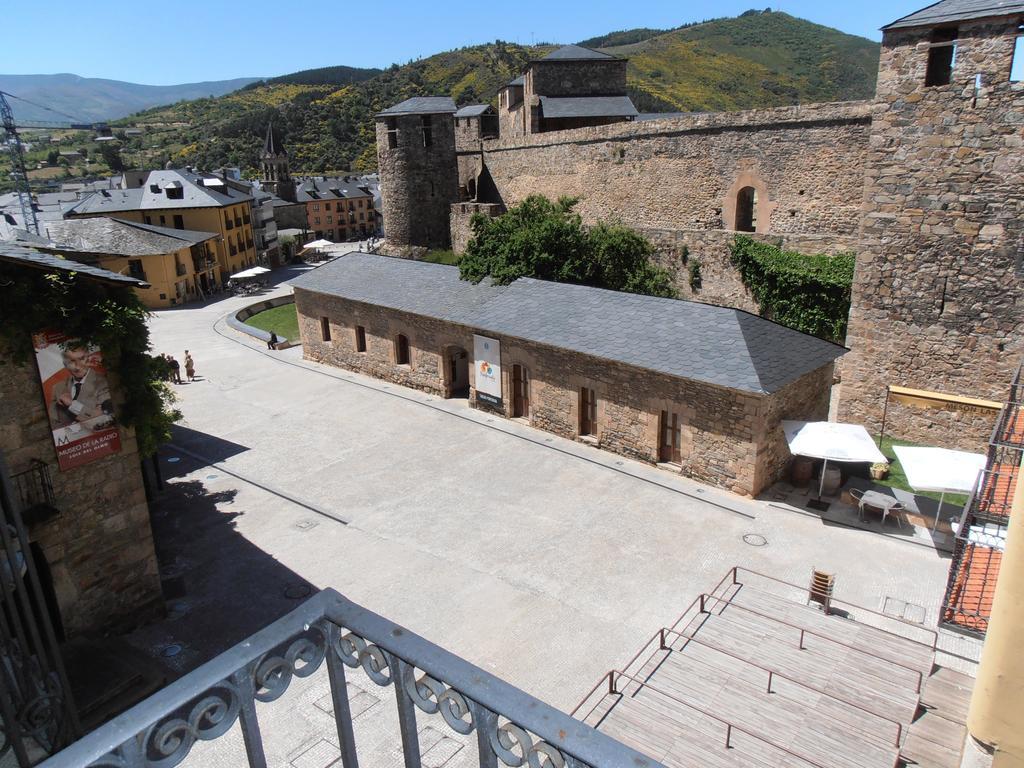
(808, 568), (835, 614)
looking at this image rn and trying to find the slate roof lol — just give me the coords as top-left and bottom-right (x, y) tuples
(291, 253), (845, 394)
(41, 217), (217, 257)
(540, 95), (638, 119)
(65, 169), (250, 215)
(455, 104), (495, 117)
(295, 177), (373, 203)
(540, 45), (617, 61)
(506, 75), (525, 87)
(884, 0), (1024, 28)
(376, 97), (457, 117)
(0, 242), (149, 286)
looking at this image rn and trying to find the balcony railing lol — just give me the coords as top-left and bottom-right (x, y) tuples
(40, 589), (661, 768)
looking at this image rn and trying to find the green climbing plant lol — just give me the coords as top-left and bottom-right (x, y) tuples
(0, 264), (180, 457)
(728, 235), (854, 342)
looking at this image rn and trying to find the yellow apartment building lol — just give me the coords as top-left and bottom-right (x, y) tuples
(40, 217), (219, 308)
(63, 169), (257, 283)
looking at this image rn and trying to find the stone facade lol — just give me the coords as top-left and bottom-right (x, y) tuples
(478, 102), (871, 236)
(0, 345), (163, 638)
(375, 111), (459, 249)
(839, 17), (1024, 449)
(449, 203), (504, 257)
(295, 286), (835, 496)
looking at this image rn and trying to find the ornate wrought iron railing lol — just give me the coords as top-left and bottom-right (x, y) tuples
(0, 454), (79, 766)
(39, 589), (663, 768)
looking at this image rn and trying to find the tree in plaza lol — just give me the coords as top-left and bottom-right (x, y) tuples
(459, 195), (676, 298)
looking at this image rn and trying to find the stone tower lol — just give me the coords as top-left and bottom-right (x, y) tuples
(261, 122), (295, 202)
(375, 97), (459, 250)
(839, 0), (1024, 449)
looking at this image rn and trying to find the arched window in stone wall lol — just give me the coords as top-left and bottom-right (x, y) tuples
(736, 187), (758, 232)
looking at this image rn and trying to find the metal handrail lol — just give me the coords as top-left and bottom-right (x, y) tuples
(657, 626), (905, 746)
(732, 566), (939, 650)
(696, 593), (926, 693)
(607, 669), (887, 768)
(42, 590), (663, 768)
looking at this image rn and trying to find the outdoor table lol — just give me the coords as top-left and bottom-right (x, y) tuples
(858, 490), (904, 528)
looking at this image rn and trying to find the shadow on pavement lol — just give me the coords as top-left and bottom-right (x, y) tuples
(167, 424), (250, 469)
(126, 447), (319, 675)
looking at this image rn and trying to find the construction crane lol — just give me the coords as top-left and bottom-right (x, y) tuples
(0, 90), (100, 235)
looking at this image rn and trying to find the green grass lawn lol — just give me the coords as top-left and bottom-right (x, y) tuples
(244, 303), (299, 342)
(872, 434), (970, 507)
(421, 249), (460, 265)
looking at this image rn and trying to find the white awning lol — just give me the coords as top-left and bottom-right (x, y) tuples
(782, 421), (887, 464)
(229, 266), (270, 279)
(303, 238), (334, 249)
(892, 445), (986, 494)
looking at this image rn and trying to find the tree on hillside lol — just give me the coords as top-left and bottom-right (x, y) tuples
(98, 142), (124, 172)
(459, 195), (677, 298)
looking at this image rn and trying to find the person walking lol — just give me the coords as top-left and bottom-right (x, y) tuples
(184, 351), (195, 382)
(168, 355), (182, 384)
(267, 332), (279, 351)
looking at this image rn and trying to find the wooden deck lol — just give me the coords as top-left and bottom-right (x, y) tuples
(577, 572), (970, 768)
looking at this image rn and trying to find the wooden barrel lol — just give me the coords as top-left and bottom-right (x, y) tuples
(821, 465), (842, 496)
(791, 456), (814, 487)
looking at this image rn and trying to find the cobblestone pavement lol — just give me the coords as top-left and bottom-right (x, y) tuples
(127, 265), (982, 767)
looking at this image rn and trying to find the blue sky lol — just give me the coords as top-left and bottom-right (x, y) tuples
(4, 0), (930, 85)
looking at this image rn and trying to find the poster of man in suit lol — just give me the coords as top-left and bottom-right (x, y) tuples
(33, 331), (121, 471)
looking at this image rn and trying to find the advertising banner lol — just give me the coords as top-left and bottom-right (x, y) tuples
(473, 334), (502, 407)
(33, 331), (121, 471)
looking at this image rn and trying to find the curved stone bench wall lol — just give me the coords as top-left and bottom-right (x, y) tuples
(228, 295), (299, 349)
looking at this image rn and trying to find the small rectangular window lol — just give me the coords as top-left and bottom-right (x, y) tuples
(320, 317), (331, 342)
(386, 117), (398, 149)
(173, 214), (184, 229)
(395, 334), (409, 365)
(355, 325), (367, 352)
(421, 115), (432, 147)
(1012, 32), (1024, 82)
(925, 28), (958, 87)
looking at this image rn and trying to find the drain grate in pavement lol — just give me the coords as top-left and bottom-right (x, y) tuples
(314, 682), (380, 719)
(293, 519), (319, 532)
(160, 644), (183, 658)
(882, 596), (927, 624)
(289, 738), (339, 768)
(423, 736), (464, 768)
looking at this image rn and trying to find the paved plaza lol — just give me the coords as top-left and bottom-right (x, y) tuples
(127, 266), (981, 767)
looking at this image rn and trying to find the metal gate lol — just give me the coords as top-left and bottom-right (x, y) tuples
(0, 453), (79, 765)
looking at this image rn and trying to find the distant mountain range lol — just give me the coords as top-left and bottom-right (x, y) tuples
(0, 73), (265, 123)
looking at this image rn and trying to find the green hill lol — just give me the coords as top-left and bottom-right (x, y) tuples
(10, 10), (879, 184)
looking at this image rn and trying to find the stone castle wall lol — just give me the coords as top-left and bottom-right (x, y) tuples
(0, 346), (163, 638)
(296, 286), (835, 496)
(478, 101), (872, 237)
(839, 18), (1024, 449)
(529, 59), (628, 98)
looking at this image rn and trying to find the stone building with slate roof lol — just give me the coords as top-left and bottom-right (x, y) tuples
(379, 0), (1024, 451)
(292, 253), (844, 496)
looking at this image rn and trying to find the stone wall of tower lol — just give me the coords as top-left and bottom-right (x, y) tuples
(838, 17), (1024, 449)
(376, 113), (459, 249)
